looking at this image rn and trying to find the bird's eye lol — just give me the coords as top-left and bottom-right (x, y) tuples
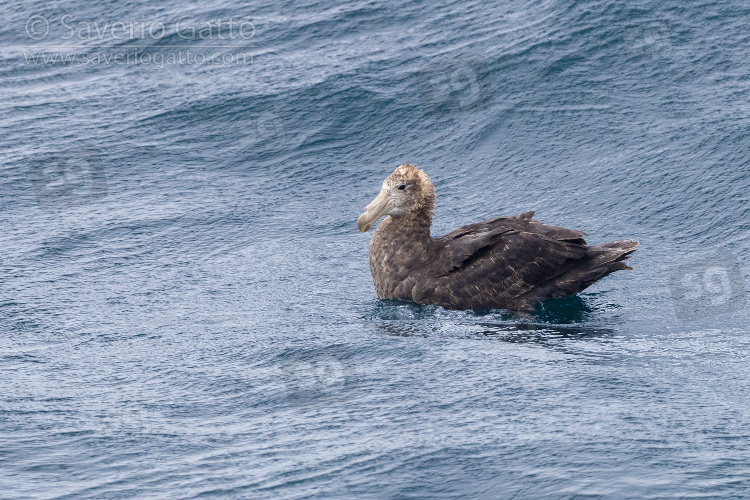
(398, 184), (406, 190)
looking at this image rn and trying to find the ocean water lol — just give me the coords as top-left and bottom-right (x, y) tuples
(2, 0), (750, 497)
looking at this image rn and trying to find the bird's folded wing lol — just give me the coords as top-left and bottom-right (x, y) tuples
(414, 214), (589, 307)
(426, 225), (514, 277)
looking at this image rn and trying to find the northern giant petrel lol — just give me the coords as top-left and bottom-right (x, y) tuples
(357, 164), (638, 311)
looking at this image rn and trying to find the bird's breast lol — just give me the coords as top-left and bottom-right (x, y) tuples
(368, 231), (432, 300)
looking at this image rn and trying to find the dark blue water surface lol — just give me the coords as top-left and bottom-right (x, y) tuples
(2, 0), (750, 497)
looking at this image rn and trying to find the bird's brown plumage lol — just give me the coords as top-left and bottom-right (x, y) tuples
(358, 164), (638, 311)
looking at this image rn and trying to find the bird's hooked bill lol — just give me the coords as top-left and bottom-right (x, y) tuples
(357, 188), (390, 232)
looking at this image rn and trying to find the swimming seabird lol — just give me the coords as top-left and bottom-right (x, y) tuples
(357, 164), (638, 311)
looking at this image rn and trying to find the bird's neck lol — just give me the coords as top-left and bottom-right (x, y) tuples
(372, 210), (434, 259)
(369, 209), (434, 299)
(383, 210), (433, 241)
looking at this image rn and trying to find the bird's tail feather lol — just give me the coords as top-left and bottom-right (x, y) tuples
(588, 240), (639, 269)
(519, 240), (639, 305)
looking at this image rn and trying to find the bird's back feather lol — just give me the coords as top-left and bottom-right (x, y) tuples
(410, 212), (637, 311)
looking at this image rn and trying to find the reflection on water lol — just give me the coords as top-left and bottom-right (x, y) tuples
(475, 322), (615, 344)
(365, 295), (617, 344)
(531, 294), (595, 323)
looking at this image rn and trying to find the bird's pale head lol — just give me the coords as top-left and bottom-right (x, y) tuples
(357, 164), (435, 232)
